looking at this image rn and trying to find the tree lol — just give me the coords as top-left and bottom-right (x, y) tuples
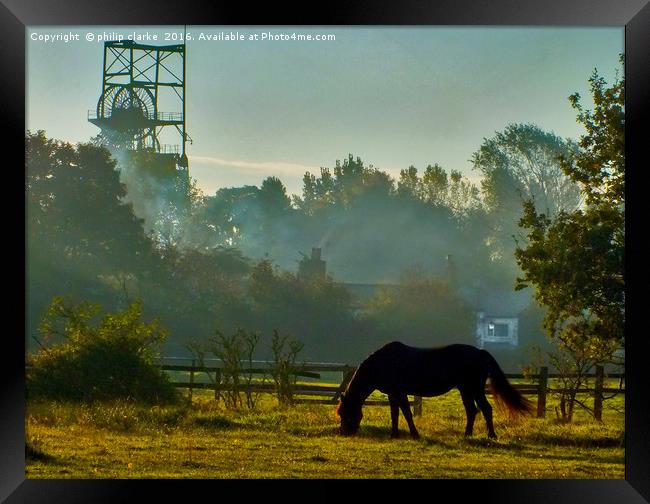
(447, 169), (483, 217)
(259, 176), (292, 215)
(26, 131), (153, 274)
(26, 131), (159, 344)
(294, 167), (336, 216)
(397, 163), (481, 216)
(515, 58), (625, 419)
(295, 154), (395, 213)
(421, 164), (449, 205)
(247, 258), (354, 359)
(473, 123), (582, 217)
(472, 123), (581, 262)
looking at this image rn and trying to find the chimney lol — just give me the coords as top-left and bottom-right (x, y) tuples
(298, 246), (326, 280)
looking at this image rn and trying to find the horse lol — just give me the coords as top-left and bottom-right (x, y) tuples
(336, 341), (533, 439)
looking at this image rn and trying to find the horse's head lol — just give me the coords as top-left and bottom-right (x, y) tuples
(336, 392), (363, 436)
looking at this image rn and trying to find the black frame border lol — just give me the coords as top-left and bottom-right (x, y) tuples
(3, 0), (649, 501)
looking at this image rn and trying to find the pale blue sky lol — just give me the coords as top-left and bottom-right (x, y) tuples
(26, 26), (623, 196)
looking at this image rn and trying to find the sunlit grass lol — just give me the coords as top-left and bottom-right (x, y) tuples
(25, 389), (624, 479)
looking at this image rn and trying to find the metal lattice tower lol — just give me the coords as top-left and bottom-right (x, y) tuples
(88, 39), (191, 188)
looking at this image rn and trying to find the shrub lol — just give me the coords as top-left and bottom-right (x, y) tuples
(27, 297), (177, 404)
(363, 272), (475, 347)
(188, 328), (263, 410)
(270, 330), (304, 407)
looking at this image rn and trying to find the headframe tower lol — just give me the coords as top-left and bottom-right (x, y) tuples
(88, 38), (191, 191)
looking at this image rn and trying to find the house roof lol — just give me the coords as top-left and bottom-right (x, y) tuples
(338, 283), (397, 306)
(458, 285), (532, 317)
(339, 282), (532, 316)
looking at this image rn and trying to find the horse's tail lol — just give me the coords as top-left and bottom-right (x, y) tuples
(481, 349), (534, 417)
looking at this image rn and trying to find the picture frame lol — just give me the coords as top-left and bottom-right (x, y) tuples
(5, 0), (648, 500)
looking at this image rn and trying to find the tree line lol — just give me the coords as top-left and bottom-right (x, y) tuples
(26, 58), (623, 388)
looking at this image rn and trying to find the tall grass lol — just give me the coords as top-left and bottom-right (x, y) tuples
(25, 389), (624, 479)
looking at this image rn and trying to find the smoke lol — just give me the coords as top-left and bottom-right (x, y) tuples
(197, 179), (486, 285)
(109, 147), (517, 299)
(110, 148), (190, 246)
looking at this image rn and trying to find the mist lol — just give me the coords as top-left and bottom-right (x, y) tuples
(26, 131), (563, 367)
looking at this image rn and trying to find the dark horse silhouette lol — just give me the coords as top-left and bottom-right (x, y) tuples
(336, 341), (533, 439)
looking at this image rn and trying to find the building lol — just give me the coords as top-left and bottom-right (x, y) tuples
(475, 312), (519, 348)
(296, 246), (531, 348)
(461, 284), (533, 348)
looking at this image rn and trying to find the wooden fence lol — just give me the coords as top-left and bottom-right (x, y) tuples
(157, 358), (625, 421)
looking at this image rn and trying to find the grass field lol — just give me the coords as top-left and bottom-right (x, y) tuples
(25, 388), (624, 479)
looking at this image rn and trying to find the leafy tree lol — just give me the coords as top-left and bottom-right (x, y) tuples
(397, 165), (422, 200)
(295, 167), (336, 215)
(473, 123), (581, 217)
(26, 131), (153, 273)
(447, 169), (483, 217)
(472, 123), (581, 262)
(396, 164), (486, 244)
(515, 59), (624, 344)
(249, 258), (351, 322)
(247, 258), (354, 358)
(397, 164), (482, 216)
(198, 177), (296, 255)
(421, 164), (449, 205)
(295, 154), (395, 212)
(26, 131), (158, 345)
(515, 58), (625, 419)
(259, 176), (292, 214)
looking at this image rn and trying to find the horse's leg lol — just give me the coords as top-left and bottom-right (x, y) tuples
(475, 387), (497, 439)
(388, 394), (400, 438)
(458, 387), (479, 436)
(397, 394), (420, 439)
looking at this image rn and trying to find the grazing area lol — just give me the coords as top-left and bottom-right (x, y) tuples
(26, 390), (624, 479)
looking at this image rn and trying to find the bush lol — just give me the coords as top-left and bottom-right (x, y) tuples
(363, 272), (475, 347)
(188, 328), (263, 410)
(27, 297), (177, 404)
(270, 330), (304, 407)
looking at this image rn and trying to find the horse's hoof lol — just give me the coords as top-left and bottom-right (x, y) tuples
(488, 433), (497, 440)
(390, 432), (400, 439)
(411, 433), (420, 440)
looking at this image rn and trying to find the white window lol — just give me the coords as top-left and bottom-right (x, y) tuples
(487, 322), (509, 339)
(477, 316), (519, 347)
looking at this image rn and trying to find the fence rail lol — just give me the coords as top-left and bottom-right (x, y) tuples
(87, 109), (183, 122)
(158, 359), (624, 421)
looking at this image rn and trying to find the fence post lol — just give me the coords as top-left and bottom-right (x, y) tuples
(537, 366), (548, 418)
(214, 369), (221, 402)
(594, 365), (604, 421)
(333, 366), (355, 403)
(413, 395), (423, 417)
(189, 359), (195, 403)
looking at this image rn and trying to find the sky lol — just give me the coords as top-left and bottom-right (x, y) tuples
(26, 26), (623, 197)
